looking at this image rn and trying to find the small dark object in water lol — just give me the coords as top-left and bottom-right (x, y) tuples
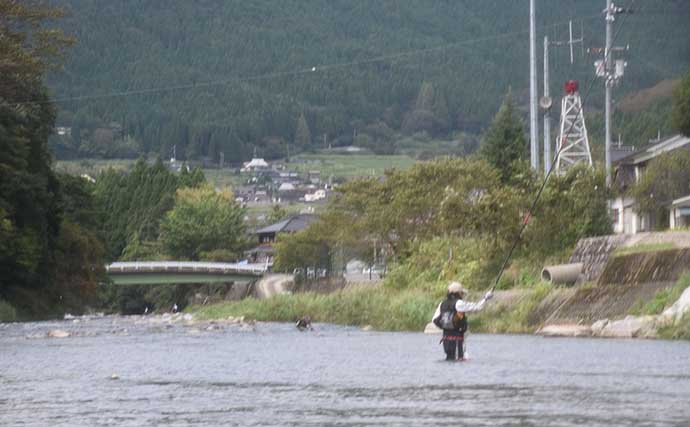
(296, 316), (313, 331)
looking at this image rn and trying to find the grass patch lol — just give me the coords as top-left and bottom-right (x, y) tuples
(630, 272), (690, 316)
(55, 159), (137, 176)
(290, 154), (415, 179)
(469, 284), (552, 334)
(189, 285), (438, 331)
(657, 314), (690, 340)
(612, 243), (676, 257)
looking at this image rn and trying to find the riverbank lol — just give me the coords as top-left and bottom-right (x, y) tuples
(187, 283), (562, 334)
(189, 272), (690, 339)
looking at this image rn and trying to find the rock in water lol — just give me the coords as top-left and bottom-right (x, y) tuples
(599, 315), (657, 338)
(424, 322), (442, 334)
(590, 319), (610, 335)
(537, 324), (592, 337)
(47, 329), (70, 338)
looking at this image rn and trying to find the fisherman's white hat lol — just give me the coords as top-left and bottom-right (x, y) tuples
(448, 281), (467, 295)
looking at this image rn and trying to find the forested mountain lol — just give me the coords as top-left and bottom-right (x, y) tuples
(45, 0), (690, 162)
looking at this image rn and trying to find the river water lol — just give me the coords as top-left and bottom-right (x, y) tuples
(1, 315), (689, 426)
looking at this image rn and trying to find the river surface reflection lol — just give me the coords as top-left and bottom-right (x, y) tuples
(1, 314), (689, 426)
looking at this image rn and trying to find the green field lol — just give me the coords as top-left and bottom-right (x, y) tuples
(289, 154), (415, 179)
(202, 168), (244, 190)
(55, 154), (417, 185)
(55, 159), (137, 176)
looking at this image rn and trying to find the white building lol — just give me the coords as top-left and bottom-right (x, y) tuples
(304, 189), (326, 202)
(241, 158), (269, 172)
(669, 195), (690, 230)
(611, 134), (690, 234)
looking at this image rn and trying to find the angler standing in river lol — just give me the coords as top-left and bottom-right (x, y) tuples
(432, 282), (493, 361)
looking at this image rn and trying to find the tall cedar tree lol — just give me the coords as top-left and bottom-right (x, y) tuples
(295, 113), (312, 147)
(480, 91), (528, 183)
(673, 70), (690, 137)
(94, 159), (205, 259)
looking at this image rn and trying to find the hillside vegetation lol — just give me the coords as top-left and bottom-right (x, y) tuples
(46, 0), (690, 161)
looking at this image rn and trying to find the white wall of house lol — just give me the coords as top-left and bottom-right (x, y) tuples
(611, 195), (642, 234)
(669, 195), (690, 230)
(611, 134), (690, 235)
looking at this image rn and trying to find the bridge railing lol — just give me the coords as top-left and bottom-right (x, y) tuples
(106, 261), (269, 275)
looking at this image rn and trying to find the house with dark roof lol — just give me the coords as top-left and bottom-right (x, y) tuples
(246, 214), (318, 265)
(611, 134), (690, 234)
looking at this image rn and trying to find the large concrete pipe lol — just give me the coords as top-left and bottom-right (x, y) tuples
(541, 263), (583, 285)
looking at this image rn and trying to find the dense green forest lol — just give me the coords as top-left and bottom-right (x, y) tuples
(44, 0), (690, 162)
(0, 1), (99, 320)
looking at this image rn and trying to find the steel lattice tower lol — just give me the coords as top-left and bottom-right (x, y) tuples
(555, 80), (593, 173)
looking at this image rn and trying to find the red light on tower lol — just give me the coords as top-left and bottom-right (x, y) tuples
(565, 80), (579, 95)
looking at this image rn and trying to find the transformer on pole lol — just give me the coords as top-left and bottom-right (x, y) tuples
(589, 1), (629, 185)
(555, 80), (593, 173)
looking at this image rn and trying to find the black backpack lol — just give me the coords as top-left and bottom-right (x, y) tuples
(434, 297), (467, 332)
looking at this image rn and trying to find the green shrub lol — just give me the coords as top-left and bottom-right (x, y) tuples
(383, 236), (499, 295)
(0, 300), (17, 322)
(631, 272), (690, 316)
(657, 314), (690, 340)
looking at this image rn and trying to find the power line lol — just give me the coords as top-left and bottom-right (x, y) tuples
(9, 15), (602, 107)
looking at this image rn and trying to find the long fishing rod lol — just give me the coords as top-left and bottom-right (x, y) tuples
(488, 0), (637, 294)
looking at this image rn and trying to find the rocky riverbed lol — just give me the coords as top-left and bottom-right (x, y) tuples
(3, 312), (257, 342)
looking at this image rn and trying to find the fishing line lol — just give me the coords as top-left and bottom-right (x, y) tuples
(489, 0), (637, 293)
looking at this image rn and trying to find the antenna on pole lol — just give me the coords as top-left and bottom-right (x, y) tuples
(569, 21), (574, 64)
(552, 20), (584, 65)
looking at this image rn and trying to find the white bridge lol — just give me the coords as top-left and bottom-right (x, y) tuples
(106, 261), (269, 285)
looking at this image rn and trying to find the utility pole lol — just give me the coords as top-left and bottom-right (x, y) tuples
(596, 1), (629, 186)
(543, 36), (552, 173)
(529, 0), (539, 170)
(605, 0), (613, 187)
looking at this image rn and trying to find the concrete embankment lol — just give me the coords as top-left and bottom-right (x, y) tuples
(425, 233), (690, 338)
(536, 235), (690, 339)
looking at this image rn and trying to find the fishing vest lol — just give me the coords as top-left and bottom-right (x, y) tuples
(435, 297), (467, 333)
